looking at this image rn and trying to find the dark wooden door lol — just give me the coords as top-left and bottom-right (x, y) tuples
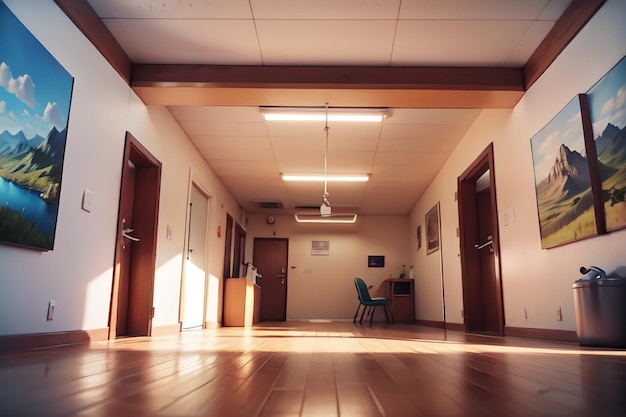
(458, 143), (504, 336)
(115, 160), (136, 336)
(253, 238), (288, 321)
(477, 188), (500, 333)
(110, 133), (161, 339)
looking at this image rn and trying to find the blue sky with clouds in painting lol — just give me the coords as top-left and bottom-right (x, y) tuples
(531, 97), (586, 184)
(587, 56), (626, 138)
(0, 1), (73, 140)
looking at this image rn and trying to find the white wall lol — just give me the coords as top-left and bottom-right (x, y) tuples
(0, 0), (241, 336)
(246, 214), (409, 320)
(410, 0), (626, 332)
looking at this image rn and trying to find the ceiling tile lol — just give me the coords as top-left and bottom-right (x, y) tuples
(180, 121), (267, 137)
(504, 21), (556, 66)
(385, 108), (481, 125)
(391, 20), (535, 66)
(256, 20), (397, 66)
(398, 0), (553, 20)
(102, 19), (262, 64)
(250, 0), (401, 19)
(192, 136), (272, 151)
(201, 149), (275, 161)
(169, 106), (264, 122)
(88, 0), (253, 18)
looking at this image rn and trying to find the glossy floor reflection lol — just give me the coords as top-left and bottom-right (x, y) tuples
(1, 321), (625, 417)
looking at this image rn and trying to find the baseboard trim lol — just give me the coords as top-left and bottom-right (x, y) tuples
(505, 326), (578, 343)
(414, 321), (577, 343)
(151, 323), (182, 337)
(415, 319), (446, 329)
(0, 328), (109, 354)
(444, 322), (465, 332)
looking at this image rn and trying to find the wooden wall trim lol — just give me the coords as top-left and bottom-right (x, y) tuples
(524, 0), (606, 89)
(444, 322), (466, 332)
(54, 0), (132, 84)
(151, 324), (182, 337)
(415, 319), (446, 329)
(505, 326), (579, 343)
(0, 328), (109, 354)
(416, 321), (578, 344)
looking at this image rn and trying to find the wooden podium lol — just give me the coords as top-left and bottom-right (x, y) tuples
(384, 278), (415, 323)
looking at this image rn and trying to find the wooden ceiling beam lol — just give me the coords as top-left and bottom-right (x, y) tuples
(55, 0), (606, 108)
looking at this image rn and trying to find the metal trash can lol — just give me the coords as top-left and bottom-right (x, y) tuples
(573, 267), (626, 348)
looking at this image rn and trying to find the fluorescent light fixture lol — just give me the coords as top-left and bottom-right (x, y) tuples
(295, 214), (358, 223)
(261, 107), (386, 122)
(282, 174), (369, 182)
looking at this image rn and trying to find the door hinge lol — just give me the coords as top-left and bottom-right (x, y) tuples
(151, 307), (155, 318)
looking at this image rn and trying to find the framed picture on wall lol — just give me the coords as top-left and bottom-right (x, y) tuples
(530, 95), (601, 249)
(368, 255), (385, 268)
(0, 2), (74, 250)
(425, 203), (440, 255)
(416, 224), (422, 251)
(586, 55), (626, 232)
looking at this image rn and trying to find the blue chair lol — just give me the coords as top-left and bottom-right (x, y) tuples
(354, 277), (393, 325)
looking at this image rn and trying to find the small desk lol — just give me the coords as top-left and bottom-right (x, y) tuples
(384, 278), (415, 323)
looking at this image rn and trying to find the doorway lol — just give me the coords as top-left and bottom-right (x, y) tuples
(180, 182), (210, 330)
(110, 133), (161, 339)
(458, 143), (504, 336)
(253, 238), (288, 321)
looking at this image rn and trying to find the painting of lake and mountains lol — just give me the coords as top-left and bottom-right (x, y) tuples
(0, 2), (74, 250)
(587, 56), (626, 232)
(531, 97), (598, 249)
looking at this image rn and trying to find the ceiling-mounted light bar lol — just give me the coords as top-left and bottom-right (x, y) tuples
(294, 213), (358, 223)
(261, 107), (386, 122)
(282, 174), (369, 182)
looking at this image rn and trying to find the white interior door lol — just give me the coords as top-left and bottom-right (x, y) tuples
(181, 183), (209, 330)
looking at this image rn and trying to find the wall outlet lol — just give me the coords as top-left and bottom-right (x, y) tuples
(47, 301), (56, 321)
(556, 306), (563, 322)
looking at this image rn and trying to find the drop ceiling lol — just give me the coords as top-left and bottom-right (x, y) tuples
(57, 0), (599, 216)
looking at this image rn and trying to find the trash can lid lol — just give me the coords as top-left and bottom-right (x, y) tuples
(573, 276), (626, 288)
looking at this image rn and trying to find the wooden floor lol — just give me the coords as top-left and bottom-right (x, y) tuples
(1, 321), (625, 417)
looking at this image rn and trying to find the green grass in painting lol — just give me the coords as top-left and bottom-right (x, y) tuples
(541, 207), (597, 248)
(0, 206), (52, 249)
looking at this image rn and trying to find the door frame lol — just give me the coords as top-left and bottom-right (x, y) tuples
(109, 132), (161, 339)
(179, 171), (212, 329)
(458, 143), (505, 336)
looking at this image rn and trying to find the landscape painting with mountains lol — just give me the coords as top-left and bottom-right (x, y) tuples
(0, 2), (73, 250)
(531, 56), (626, 249)
(531, 97), (599, 249)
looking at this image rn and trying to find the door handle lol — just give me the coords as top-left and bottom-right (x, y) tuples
(121, 218), (140, 242)
(475, 235), (493, 253)
(122, 229), (140, 242)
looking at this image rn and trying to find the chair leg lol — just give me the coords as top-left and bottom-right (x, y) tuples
(385, 305), (394, 323)
(359, 305), (368, 324)
(353, 304), (362, 323)
(370, 306), (376, 326)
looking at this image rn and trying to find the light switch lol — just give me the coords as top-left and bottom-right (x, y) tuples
(82, 190), (94, 212)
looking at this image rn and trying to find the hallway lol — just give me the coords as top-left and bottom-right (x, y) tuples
(1, 322), (624, 417)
